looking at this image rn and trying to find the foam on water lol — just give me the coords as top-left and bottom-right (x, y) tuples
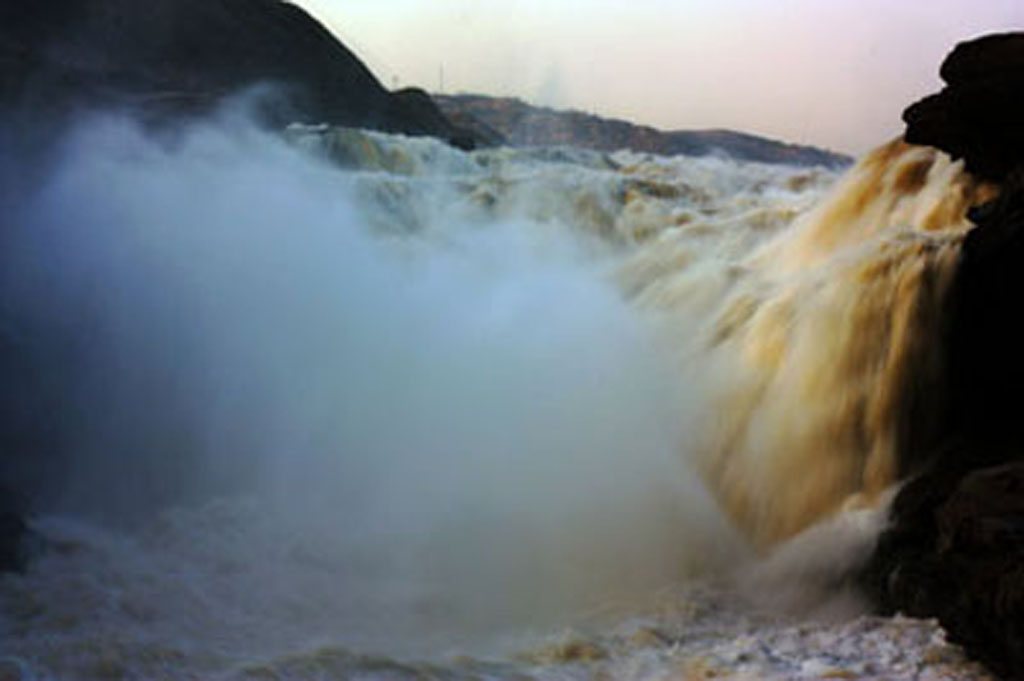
(621, 140), (994, 545)
(1, 114), (750, 676)
(0, 113), (995, 679)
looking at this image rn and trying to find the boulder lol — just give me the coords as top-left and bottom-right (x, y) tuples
(863, 462), (1024, 679)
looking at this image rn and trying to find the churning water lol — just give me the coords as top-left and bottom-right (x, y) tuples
(0, 112), (997, 680)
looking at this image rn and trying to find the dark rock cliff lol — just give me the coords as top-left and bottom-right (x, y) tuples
(0, 0), (489, 572)
(863, 32), (1024, 681)
(0, 0), (479, 146)
(904, 33), (1024, 182)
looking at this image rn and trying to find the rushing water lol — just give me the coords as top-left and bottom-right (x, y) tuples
(0, 113), (998, 680)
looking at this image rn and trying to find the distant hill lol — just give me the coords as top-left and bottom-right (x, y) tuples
(436, 94), (852, 168)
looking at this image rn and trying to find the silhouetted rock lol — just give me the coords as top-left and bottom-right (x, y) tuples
(864, 461), (1024, 679)
(436, 94), (851, 168)
(0, 0), (482, 146)
(899, 34), (1024, 470)
(876, 172), (1024, 680)
(945, 171), (1024, 457)
(904, 33), (1024, 182)
(866, 31), (1024, 680)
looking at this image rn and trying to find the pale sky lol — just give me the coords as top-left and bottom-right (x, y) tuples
(294, 1), (1022, 155)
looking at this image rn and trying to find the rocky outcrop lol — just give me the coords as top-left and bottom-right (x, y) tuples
(945, 172), (1024, 457)
(863, 461), (1024, 680)
(904, 33), (1024, 182)
(0, 0), (481, 147)
(436, 94), (851, 168)
(864, 32), (1024, 680)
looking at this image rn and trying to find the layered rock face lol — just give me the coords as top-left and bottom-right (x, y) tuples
(863, 32), (1024, 680)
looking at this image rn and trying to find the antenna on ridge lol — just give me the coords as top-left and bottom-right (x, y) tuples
(439, 64), (445, 94)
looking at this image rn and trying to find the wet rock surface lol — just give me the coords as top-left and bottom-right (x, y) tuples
(864, 462), (1024, 679)
(868, 31), (1024, 680)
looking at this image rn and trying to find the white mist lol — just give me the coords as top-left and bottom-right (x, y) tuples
(3, 114), (742, 657)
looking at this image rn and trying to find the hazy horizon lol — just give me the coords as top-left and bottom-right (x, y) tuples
(293, 1), (1020, 156)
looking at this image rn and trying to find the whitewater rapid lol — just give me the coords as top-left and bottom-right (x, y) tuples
(0, 114), (998, 680)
